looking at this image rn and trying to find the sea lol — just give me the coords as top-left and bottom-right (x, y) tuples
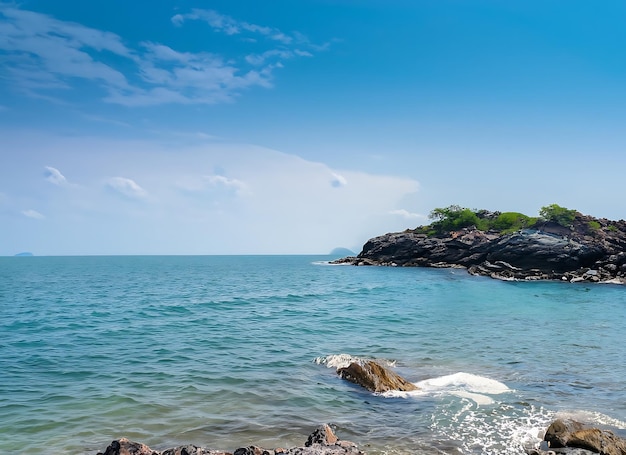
(1, 255), (625, 455)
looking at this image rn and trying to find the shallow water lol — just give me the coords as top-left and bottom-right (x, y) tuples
(1, 255), (624, 454)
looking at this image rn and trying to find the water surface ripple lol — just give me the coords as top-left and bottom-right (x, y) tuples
(1, 256), (624, 454)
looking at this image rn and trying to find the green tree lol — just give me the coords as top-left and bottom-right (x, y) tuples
(428, 205), (481, 232)
(490, 212), (537, 232)
(539, 204), (578, 227)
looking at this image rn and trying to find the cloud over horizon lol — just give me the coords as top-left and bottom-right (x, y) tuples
(0, 132), (420, 255)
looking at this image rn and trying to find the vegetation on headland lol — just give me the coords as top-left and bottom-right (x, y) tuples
(416, 203), (577, 236)
(339, 203), (626, 282)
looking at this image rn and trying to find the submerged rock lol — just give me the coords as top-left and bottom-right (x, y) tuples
(97, 425), (364, 455)
(337, 360), (418, 393)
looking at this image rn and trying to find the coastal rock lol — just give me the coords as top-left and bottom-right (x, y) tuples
(527, 419), (626, 455)
(544, 419), (626, 455)
(306, 424), (338, 446)
(97, 437), (159, 455)
(333, 213), (626, 283)
(337, 360), (418, 393)
(97, 425), (364, 455)
(163, 447), (230, 455)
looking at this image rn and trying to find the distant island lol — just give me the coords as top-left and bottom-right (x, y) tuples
(333, 204), (626, 283)
(14, 252), (34, 257)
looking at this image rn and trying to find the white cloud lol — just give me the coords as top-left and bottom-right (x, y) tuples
(44, 166), (68, 186)
(389, 209), (426, 220)
(0, 6), (131, 93)
(330, 172), (348, 188)
(0, 5), (322, 106)
(106, 177), (148, 199)
(1, 133), (420, 254)
(22, 209), (45, 219)
(245, 50), (294, 66)
(172, 9), (285, 41)
(170, 14), (185, 27)
(205, 175), (249, 194)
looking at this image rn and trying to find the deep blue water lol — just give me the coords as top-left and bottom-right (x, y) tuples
(1, 255), (624, 454)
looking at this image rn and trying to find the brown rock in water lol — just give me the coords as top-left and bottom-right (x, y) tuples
(543, 419), (626, 455)
(337, 360), (418, 393)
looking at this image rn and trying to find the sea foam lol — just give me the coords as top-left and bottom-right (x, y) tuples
(383, 372), (511, 406)
(314, 353), (396, 370)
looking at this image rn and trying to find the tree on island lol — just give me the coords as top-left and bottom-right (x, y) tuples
(421, 203), (577, 235)
(539, 203), (578, 227)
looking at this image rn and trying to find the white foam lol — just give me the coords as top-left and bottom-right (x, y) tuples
(383, 372), (511, 406)
(555, 410), (626, 429)
(417, 372), (511, 395)
(314, 353), (362, 369)
(452, 390), (495, 406)
(314, 353), (397, 370)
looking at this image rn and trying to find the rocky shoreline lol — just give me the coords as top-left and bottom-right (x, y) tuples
(96, 425), (363, 455)
(95, 361), (626, 455)
(95, 419), (626, 455)
(333, 212), (626, 283)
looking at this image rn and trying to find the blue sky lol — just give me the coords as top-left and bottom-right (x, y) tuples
(1, 0), (626, 255)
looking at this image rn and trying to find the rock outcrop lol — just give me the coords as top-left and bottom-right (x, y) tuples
(526, 419), (626, 455)
(334, 214), (626, 283)
(337, 360), (418, 393)
(97, 425), (364, 455)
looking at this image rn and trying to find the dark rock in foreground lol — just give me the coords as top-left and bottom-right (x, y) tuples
(334, 214), (626, 283)
(527, 419), (626, 455)
(97, 425), (364, 455)
(337, 360), (418, 393)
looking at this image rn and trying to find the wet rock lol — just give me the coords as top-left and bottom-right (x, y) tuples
(233, 447), (271, 455)
(163, 447), (230, 455)
(306, 424), (338, 446)
(337, 360), (418, 393)
(97, 425), (364, 455)
(532, 419), (626, 455)
(97, 438), (159, 455)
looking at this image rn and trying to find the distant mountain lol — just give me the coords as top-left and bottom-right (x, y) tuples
(329, 247), (355, 256)
(14, 252), (34, 257)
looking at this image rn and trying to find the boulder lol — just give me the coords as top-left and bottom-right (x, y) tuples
(337, 360), (418, 393)
(541, 419), (626, 455)
(306, 424), (338, 446)
(97, 438), (160, 455)
(97, 425), (364, 455)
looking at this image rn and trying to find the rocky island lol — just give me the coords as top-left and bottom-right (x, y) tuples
(334, 204), (626, 283)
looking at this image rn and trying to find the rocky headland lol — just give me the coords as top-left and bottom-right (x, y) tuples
(333, 205), (626, 283)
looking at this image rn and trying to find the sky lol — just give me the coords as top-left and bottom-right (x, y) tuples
(1, 0), (626, 255)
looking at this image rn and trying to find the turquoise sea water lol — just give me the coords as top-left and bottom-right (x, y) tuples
(1, 255), (625, 454)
